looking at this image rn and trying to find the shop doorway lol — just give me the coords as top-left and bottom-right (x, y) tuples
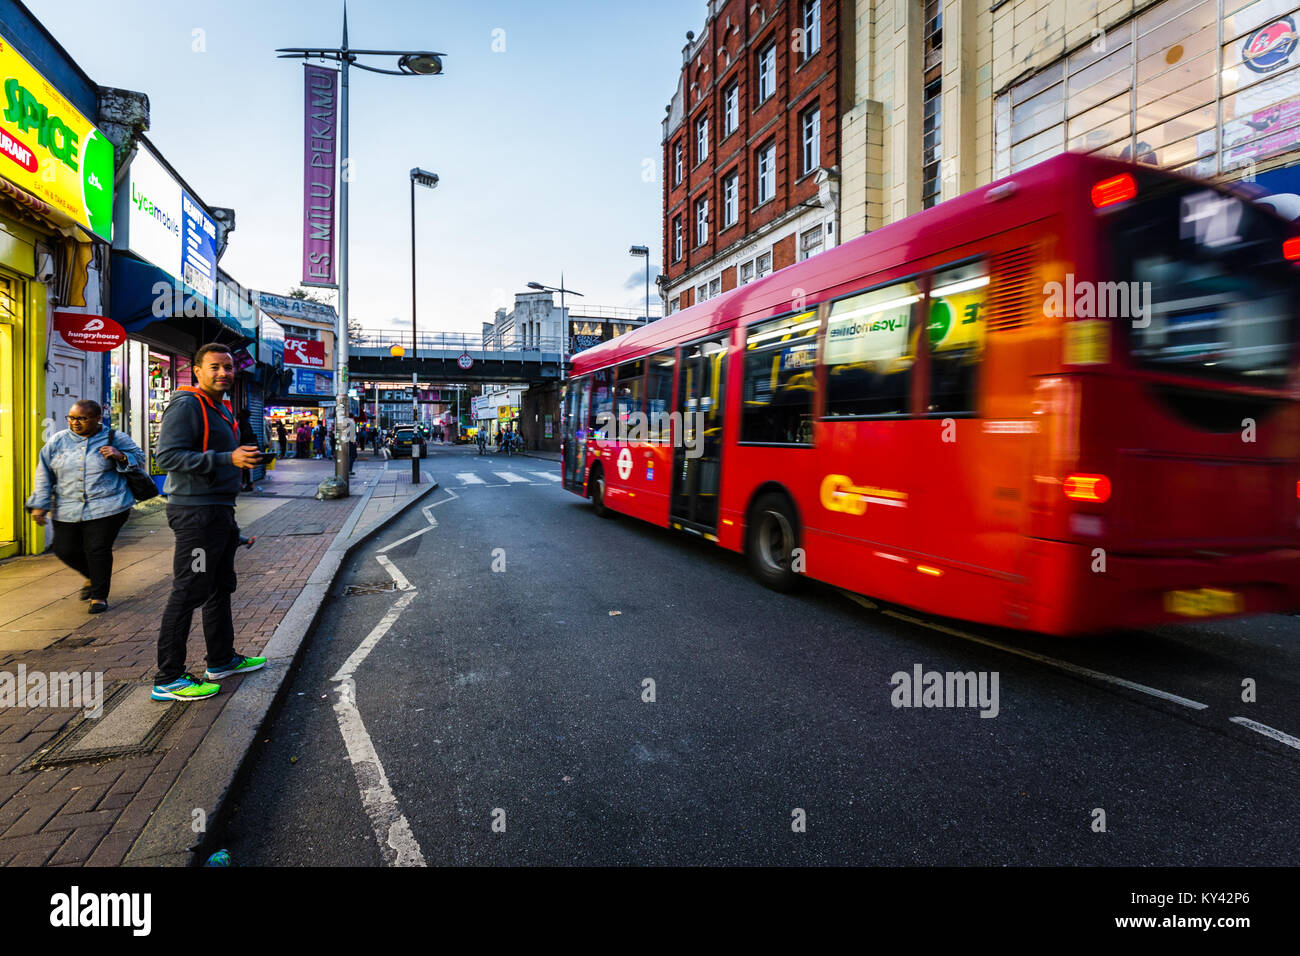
(0, 274), (22, 559)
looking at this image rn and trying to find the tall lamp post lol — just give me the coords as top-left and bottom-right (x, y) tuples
(629, 245), (650, 324)
(527, 277), (583, 454)
(277, 13), (445, 493)
(410, 167), (438, 483)
(526, 276), (584, 368)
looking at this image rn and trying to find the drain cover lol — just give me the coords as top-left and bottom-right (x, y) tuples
(25, 683), (185, 770)
(343, 582), (399, 595)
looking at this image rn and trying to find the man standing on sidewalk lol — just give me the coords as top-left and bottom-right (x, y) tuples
(151, 343), (267, 702)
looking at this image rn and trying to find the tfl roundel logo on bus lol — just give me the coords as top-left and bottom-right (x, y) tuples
(1242, 16), (1298, 74)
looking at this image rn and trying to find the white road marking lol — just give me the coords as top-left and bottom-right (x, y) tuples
(376, 490), (458, 554)
(867, 606), (1209, 711)
(530, 471), (561, 482)
(456, 473), (484, 485)
(330, 486), (459, 867)
(375, 554), (413, 591)
(330, 589), (425, 866)
(494, 472), (528, 483)
(1230, 716), (1300, 751)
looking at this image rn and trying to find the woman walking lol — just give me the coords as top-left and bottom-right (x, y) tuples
(25, 400), (145, 614)
(295, 421), (310, 459)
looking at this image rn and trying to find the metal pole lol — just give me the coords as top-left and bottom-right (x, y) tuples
(644, 258), (650, 324)
(335, 24), (351, 489)
(410, 174), (420, 483)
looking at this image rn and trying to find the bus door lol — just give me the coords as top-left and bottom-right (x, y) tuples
(561, 376), (590, 493)
(671, 336), (728, 532)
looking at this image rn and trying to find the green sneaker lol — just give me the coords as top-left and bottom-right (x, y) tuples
(152, 673), (220, 701)
(204, 654), (267, 680)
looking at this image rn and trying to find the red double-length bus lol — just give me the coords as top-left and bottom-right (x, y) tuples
(561, 153), (1300, 636)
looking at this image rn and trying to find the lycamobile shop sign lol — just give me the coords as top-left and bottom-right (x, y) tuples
(0, 34), (113, 241)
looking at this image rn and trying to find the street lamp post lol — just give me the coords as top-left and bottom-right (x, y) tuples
(526, 277), (583, 454)
(277, 13), (445, 493)
(629, 245), (650, 324)
(410, 167), (438, 484)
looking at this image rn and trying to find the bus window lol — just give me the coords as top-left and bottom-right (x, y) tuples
(926, 261), (988, 415)
(824, 279), (920, 417)
(591, 368), (613, 438)
(646, 352), (675, 442)
(614, 360), (646, 438)
(741, 310), (819, 444)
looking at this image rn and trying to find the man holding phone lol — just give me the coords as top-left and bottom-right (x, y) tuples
(151, 343), (267, 701)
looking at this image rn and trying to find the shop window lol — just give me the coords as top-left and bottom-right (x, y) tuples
(741, 310), (819, 444)
(824, 280), (920, 418)
(926, 261), (988, 415)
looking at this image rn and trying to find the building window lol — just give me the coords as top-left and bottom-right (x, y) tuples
(723, 81), (739, 137)
(995, 2), (1228, 181)
(800, 105), (820, 175)
(756, 141), (776, 204)
(696, 114), (709, 164)
(740, 260), (755, 285)
(723, 170), (738, 227)
(757, 252), (772, 278)
(673, 216), (683, 262)
(695, 196), (709, 246)
(674, 142), (683, 184)
(922, 78), (942, 209)
(757, 41), (776, 103)
(800, 225), (824, 260)
(709, 277), (721, 298)
(802, 1), (821, 60)
(669, 297), (680, 314)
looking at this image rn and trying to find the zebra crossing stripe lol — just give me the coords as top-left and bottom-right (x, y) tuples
(495, 472), (528, 483)
(456, 473), (485, 485)
(531, 472), (561, 482)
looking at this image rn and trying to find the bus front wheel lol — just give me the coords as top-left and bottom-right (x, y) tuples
(747, 493), (802, 592)
(589, 466), (613, 519)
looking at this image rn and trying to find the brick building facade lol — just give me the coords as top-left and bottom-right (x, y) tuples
(661, 0), (842, 313)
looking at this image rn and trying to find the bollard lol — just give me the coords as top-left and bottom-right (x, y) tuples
(412, 440), (421, 484)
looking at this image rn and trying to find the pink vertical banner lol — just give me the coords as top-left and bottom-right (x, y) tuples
(302, 64), (338, 288)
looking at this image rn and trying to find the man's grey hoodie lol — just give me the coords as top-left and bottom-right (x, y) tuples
(154, 390), (241, 506)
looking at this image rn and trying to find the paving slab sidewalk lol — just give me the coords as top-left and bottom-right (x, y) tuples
(0, 455), (437, 867)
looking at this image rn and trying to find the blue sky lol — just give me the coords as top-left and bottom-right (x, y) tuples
(27, 0), (705, 333)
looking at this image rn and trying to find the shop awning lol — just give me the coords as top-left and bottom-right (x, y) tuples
(110, 252), (251, 342)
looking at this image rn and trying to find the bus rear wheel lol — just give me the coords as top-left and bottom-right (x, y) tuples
(589, 466), (613, 519)
(747, 493), (801, 592)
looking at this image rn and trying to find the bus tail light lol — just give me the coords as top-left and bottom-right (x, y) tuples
(1091, 174), (1137, 208)
(1064, 473), (1112, 503)
(1284, 237), (1300, 261)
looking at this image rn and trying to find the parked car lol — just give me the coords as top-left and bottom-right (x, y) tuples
(387, 427), (427, 458)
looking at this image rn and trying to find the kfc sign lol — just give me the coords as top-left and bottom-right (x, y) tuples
(54, 312), (126, 352)
(284, 336), (326, 367)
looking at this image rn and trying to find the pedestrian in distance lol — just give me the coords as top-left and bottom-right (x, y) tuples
(237, 408), (258, 492)
(275, 420), (288, 459)
(25, 399), (145, 614)
(341, 414), (357, 474)
(313, 423), (325, 459)
(295, 422), (310, 459)
(151, 343), (267, 702)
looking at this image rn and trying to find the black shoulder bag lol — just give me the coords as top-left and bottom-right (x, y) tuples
(108, 428), (160, 502)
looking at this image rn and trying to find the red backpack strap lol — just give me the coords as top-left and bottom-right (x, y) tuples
(178, 386), (212, 451)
